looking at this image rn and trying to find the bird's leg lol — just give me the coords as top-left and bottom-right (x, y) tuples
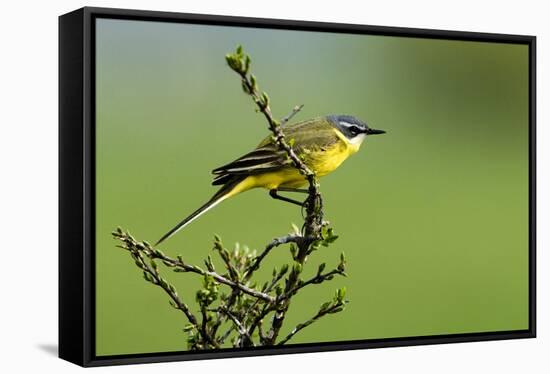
(276, 187), (311, 216)
(276, 187), (309, 194)
(269, 189), (305, 207)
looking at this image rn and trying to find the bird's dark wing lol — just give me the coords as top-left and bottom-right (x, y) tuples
(211, 117), (339, 186)
(211, 144), (289, 185)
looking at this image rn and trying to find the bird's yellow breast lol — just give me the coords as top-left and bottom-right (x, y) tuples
(310, 129), (361, 176)
(231, 129), (361, 194)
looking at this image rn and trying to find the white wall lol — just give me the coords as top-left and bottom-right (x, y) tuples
(0, 0), (546, 372)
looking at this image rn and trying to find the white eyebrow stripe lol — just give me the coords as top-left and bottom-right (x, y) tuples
(339, 121), (356, 128)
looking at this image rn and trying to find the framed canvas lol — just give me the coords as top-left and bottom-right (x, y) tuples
(59, 6), (536, 367)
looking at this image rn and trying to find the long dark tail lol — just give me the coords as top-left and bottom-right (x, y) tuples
(155, 177), (243, 246)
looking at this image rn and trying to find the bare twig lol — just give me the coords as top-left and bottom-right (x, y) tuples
(281, 104), (305, 126)
(114, 231), (197, 325)
(116, 230), (275, 303)
(112, 45), (348, 350)
(285, 268), (346, 298)
(243, 234), (302, 281)
(172, 259), (274, 303)
(226, 46), (326, 344)
(226, 53), (313, 180)
(216, 307), (254, 347)
(277, 301), (346, 345)
(210, 289), (240, 340)
(113, 229), (222, 348)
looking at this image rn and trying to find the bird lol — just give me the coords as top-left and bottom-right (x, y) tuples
(155, 114), (385, 245)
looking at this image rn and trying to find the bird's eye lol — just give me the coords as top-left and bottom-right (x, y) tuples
(349, 126), (361, 135)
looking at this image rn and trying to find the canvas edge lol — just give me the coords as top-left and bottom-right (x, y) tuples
(57, 6), (536, 367)
(59, 7), (86, 367)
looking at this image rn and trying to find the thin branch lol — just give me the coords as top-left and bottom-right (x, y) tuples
(225, 268), (287, 342)
(116, 239), (197, 325)
(117, 230), (275, 303)
(200, 307), (213, 347)
(210, 289), (240, 340)
(257, 320), (266, 344)
(243, 234), (302, 281)
(277, 302), (346, 345)
(171, 259), (274, 303)
(284, 268), (346, 298)
(246, 299), (276, 340)
(212, 236), (240, 282)
(144, 259), (199, 329)
(112, 46), (348, 350)
(225, 52), (315, 182)
(226, 47), (326, 344)
(280, 104), (305, 126)
(113, 231), (219, 346)
(216, 307), (254, 347)
(219, 320), (236, 345)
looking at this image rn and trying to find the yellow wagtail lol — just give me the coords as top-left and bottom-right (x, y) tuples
(156, 114), (385, 245)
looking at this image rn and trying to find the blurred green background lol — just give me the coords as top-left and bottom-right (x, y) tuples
(95, 18), (529, 356)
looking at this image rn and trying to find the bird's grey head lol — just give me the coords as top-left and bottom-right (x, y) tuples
(327, 115), (386, 142)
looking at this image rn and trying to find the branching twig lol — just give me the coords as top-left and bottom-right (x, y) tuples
(114, 232), (198, 325)
(215, 307), (254, 347)
(225, 52), (314, 181)
(226, 45), (326, 345)
(243, 234), (302, 281)
(285, 254), (347, 297)
(173, 261), (274, 303)
(277, 301), (347, 345)
(286, 269), (345, 298)
(281, 104), (305, 126)
(115, 229), (274, 303)
(112, 45), (349, 350)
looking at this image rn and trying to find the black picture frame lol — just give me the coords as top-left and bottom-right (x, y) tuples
(59, 6), (537, 367)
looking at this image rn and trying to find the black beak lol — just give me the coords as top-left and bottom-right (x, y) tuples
(365, 128), (386, 135)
